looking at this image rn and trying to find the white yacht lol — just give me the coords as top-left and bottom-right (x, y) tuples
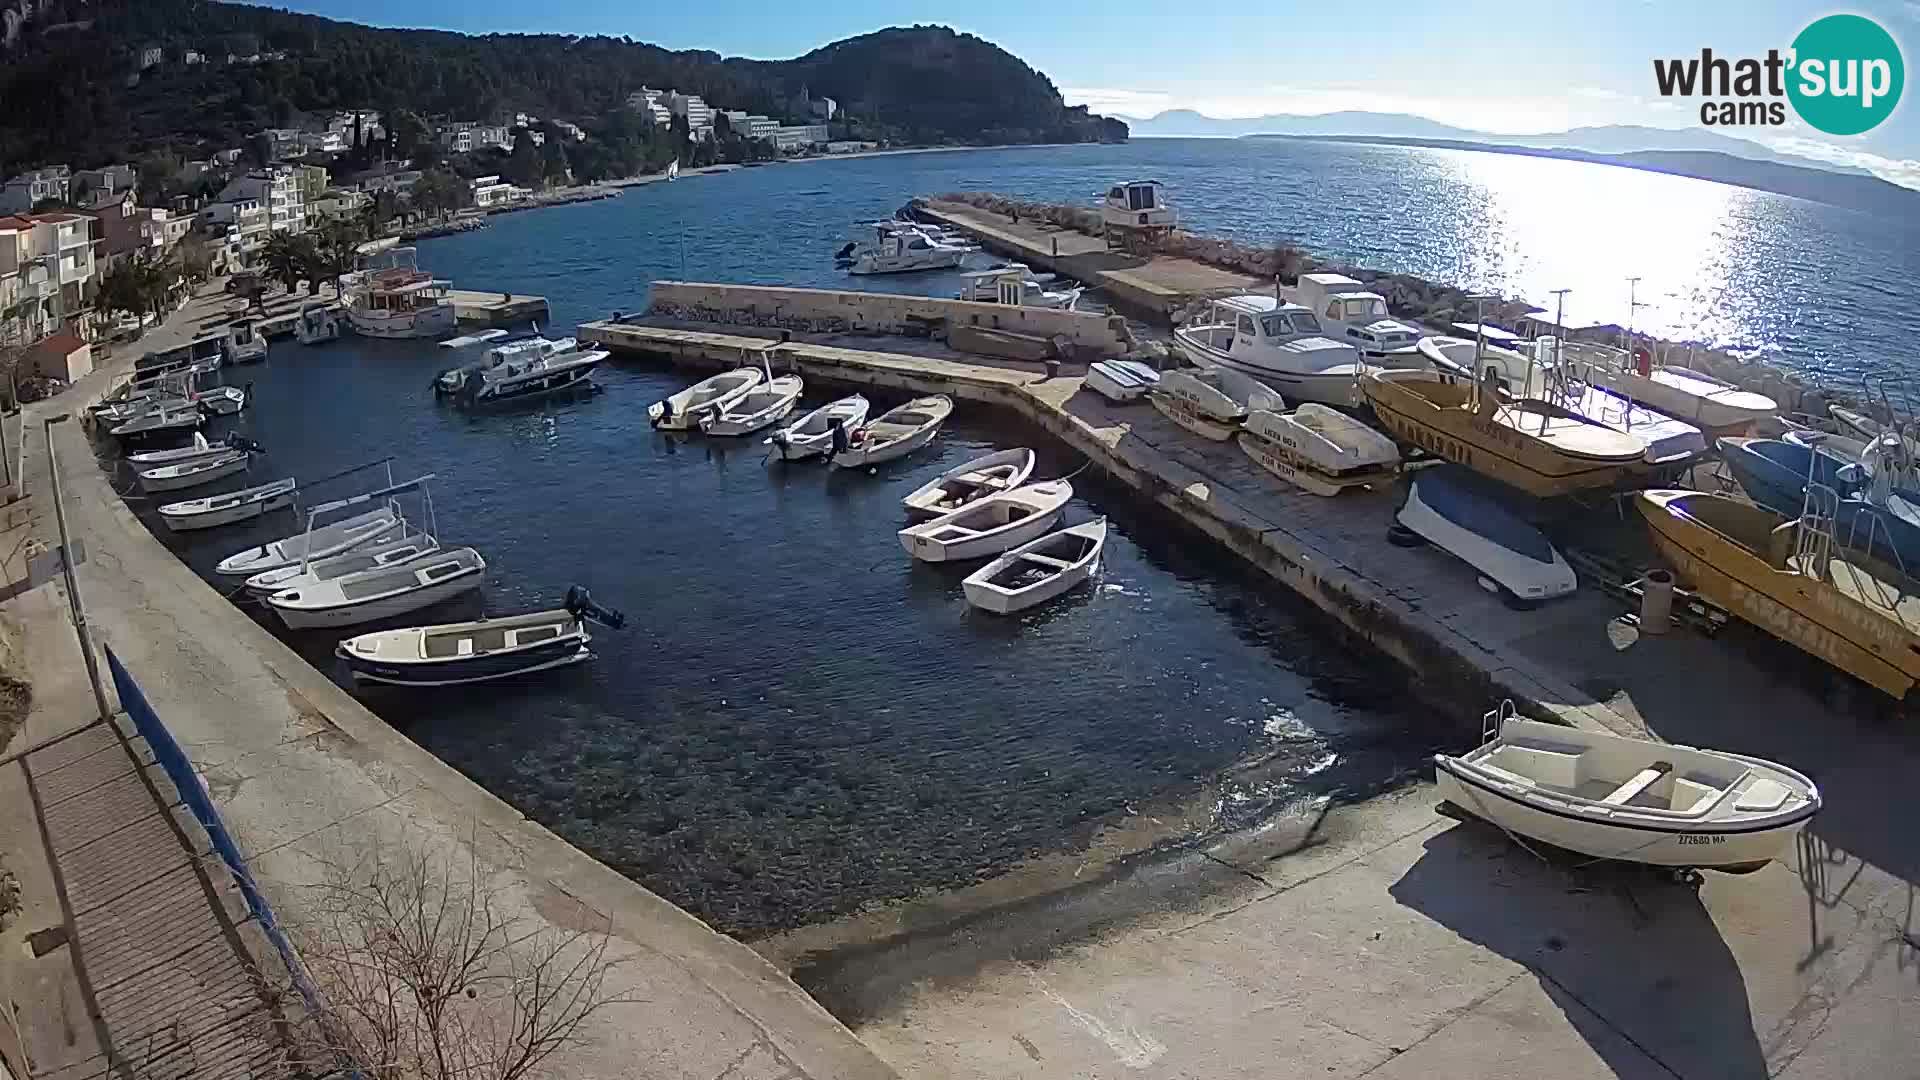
(838, 224), (971, 276)
(957, 266), (1080, 309)
(436, 335), (605, 406)
(1172, 296), (1372, 407)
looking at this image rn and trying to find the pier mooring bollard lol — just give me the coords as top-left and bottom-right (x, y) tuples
(1640, 569), (1674, 635)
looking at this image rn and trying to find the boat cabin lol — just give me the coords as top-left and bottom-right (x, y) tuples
(1183, 295), (1360, 366)
(358, 271), (451, 315)
(1101, 180), (1175, 229)
(1287, 273), (1421, 356)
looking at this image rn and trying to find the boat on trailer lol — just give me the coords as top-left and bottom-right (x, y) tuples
(158, 476), (298, 532)
(648, 367), (764, 431)
(767, 395), (870, 461)
(1436, 701), (1819, 876)
(268, 546), (486, 630)
(901, 448), (1037, 518)
(1239, 404), (1399, 496)
(898, 480), (1074, 562)
(962, 518), (1107, 614)
(1395, 465), (1577, 607)
(1149, 366), (1283, 441)
(701, 374), (804, 436)
(831, 396), (953, 468)
(337, 586), (626, 686)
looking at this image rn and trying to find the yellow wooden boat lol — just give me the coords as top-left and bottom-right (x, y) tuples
(1636, 489), (1920, 700)
(1362, 371), (1644, 498)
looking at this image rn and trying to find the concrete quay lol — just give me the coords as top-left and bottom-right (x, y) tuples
(446, 287), (550, 328)
(1, 287), (897, 1080)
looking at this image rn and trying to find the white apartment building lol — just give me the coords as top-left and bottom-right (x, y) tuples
(204, 166), (308, 264)
(0, 212), (94, 342)
(469, 175), (530, 208)
(666, 92), (713, 136)
(770, 124), (831, 151)
(0, 166), (72, 214)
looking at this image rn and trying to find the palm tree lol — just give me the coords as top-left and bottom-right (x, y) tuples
(311, 216), (366, 296)
(260, 232), (318, 295)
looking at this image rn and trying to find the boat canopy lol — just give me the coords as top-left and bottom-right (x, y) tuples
(1416, 466), (1559, 564)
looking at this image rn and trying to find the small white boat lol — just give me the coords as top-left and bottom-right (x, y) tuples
(127, 432), (225, 467)
(295, 303), (340, 345)
(1394, 465), (1576, 607)
(832, 396), (953, 469)
(215, 505), (403, 576)
(1085, 359), (1160, 404)
(193, 385), (248, 416)
(1150, 366), (1283, 441)
(1831, 405), (1920, 460)
(268, 547), (486, 630)
(898, 480), (1074, 562)
(902, 448), (1038, 518)
(224, 318), (268, 364)
(648, 367), (764, 431)
(1239, 404), (1399, 496)
(1172, 296), (1371, 407)
(767, 395), (870, 461)
(137, 449), (250, 493)
(962, 518), (1107, 614)
(840, 225), (971, 275)
(1580, 354), (1775, 434)
(111, 404), (203, 440)
(1417, 335), (1552, 397)
(243, 530), (440, 595)
(158, 477), (297, 532)
(700, 374), (804, 436)
(1436, 702), (1820, 874)
(337, 586), (626, 687)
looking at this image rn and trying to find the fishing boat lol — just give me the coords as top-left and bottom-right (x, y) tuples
(244, 530), (440, 595)
(1239, 404), (1399, 496)
(1395, 465), (1577, 607)
(831, 396), (953, 469)
(337, 586), (626, 687)
(223, 318), (268, 365)
(1637, 488), (1920, 699)
(1085, 359), (1160, 404)
(267, 547), (486, 630)
(1282, 273), (1425, 358)
(898, 480), (1074, 562)
(767, 395), (870, 461)
(1561, 342), (1776, 435)
(1719, 437), (1920, 570)
(157, 476), (298, 532)
(1172, 296), (1370, 406)
(449, 342), (608, 408)
(1362, 370), (1645, 498)
(700, 374), (804, 436)
(137, 449), (250, 493)
(110, 403), (203, 442)
(215, 504), (403, 576)
(193, 385), (248, 416)
(902, 448), (1037, 518)
(295, 303), (340, 345)
(1436, 701), (1820, 874)
(838, 224), (971, 275)
(647, 367), (764, 431)
(961, 518), (1107, 614)
(1149, 366), (1283, 441)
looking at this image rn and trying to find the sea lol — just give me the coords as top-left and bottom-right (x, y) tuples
(116, 137), (1914, 936)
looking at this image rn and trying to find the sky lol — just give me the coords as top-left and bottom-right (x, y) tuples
(246, 0), (1920, 186)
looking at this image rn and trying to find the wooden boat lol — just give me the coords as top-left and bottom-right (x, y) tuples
(647, 367), (763, 431)
(1362, 370), (1645, 498)
(1436, 702), (1819, 874)
(1636, 488), (1920, 699)
(337, 586), (625, 687)
(110, 403), (203, 442)
(1149, 366), (1283, 441)
(1240, 404), (1399, 496)
(831, 395), (953, 469)
(700, 374), (804, 436)
(767, 395), (870, 461)
(243, 530), (440, 595)
(158, 477), (298, 532)
(268, 547), (486, 630)
(1085, 360), (1160, 403)
(1396, 465), (1577, 606)
(137, 450), (249, 493)
(898, 480), (1073, 562)
(901, 448), (1037, 518)
(962, 518), (1107, 614)
(215, 505), (403, 576)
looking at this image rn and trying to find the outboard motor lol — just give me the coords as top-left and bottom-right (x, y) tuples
(651, 397), (674, 428)
(564, 586), (626, 629)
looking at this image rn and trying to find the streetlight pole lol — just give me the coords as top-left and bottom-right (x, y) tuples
(44, 414), (112, 722)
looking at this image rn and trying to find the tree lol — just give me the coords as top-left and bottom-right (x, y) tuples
(97, 262), (148, 323)
(387, 110), (432, 160)
(310, 215), (365, 295)
(408, 168), (466, 220)
(504, 129), (542, 190)
(176, 236), (214, 284)
(260, 231), (319, 293)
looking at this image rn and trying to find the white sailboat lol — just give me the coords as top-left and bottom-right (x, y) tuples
(898, 480), (1074, 562)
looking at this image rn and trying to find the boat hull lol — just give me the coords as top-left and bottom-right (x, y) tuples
(272, 569), (483, 630)
(900, 508), (1066, 562)
(342, 637), (589, 686)
(348, 305), (458, 339)
(1237, 431), (1393, 496)
(1149, 392), (1237, 441)
(1172, 332), (1361, 407)
(161, 490), (295, 532)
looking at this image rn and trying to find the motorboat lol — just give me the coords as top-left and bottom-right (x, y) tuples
(295, 303), (340, 345)
(347, 264), (458, 339)
(700, 374), (804, 436)
(1395, 464), (1577, 607)
(337, 586), (626, 687)
(1362, 370), (1646, 498)
(1543, 381), (1706, 465)
(1560, 341), (1775, 435)
(193, 385), (248, 416)
(1636, 488), (1920, 699)
(1283, 273), (1423, 358)
(1100, 180), (1176, 241)
(1149, 365), (1283, 441)
(1415, 336), (1552, 398)
(1173, 296), (1370, 407)
(96, 391), (189, 426)
(1085, 359), (1160, 404)
(110, 403), (203, 442)
(648, 367), (764, 431)
(1831, 404), (1920, 462)
(244, 530), (441, 595)
(126, 432), (231, 467)
(831, 395), (953, 469)
(448, 343), (608, 408)
(840, 224), (973, 276)
(223, 318), (268, 364)
(767, 395), (870, 461)
(956, 266), (1080, 310)
(137, 449), (250, 493)
(157, 476), (298, 532)
(962, 518), (1107, 614)
(1718, 437), (1920, 570)
(899, 480), (1074, 563)
(215, 504), (403, 576)
(1436, 702), (1819, 874)
(267, 547), (486, 630)
(1239, 404), (1399, 496)
(434, 334), (580, 396)
(902, 448), (1037, 518)
(1783, 428), (1920, 491)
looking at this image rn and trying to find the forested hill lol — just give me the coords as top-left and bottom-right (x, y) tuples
(0, 2), (1127, 172)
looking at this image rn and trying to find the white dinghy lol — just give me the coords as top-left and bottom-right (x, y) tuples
(158, 477), (298, 532)
(216, 503), (402, 576)
(648, 367), (764, 431)
(962, 518), (1107, 614)
(137, 449), (251, 493)
(901, 448), (1037, 518)
(268, 547), (486, 630)
(700, 374), (804, 436)
(831, 396), (953, 469)
(1436, 702), (1820, 875)
(898, 480), (1074, 562)
(244, 530), (440, 595)
(127, 432), (225, 468)
(1240, 404), (1399, 496)
(767, 395), (870, 461)
(1150, 366), (1283, 441)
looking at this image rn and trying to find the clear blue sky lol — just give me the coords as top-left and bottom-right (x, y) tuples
(247, 1), (1920, 182)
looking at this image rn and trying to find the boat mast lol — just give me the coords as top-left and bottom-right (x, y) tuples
(1545, 288), (1571, 434)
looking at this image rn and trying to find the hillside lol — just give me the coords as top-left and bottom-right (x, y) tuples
(0, 3), (1126, 173)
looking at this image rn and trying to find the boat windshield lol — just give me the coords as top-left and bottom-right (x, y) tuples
(1262, 312), (1323, 337)
(1342, 296), (1388, 321)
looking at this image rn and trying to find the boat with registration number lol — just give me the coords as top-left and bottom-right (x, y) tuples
(1149, 365), (1283, 441)
(337, 586), (626, 686)
(1239, 404), (1399, 496)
